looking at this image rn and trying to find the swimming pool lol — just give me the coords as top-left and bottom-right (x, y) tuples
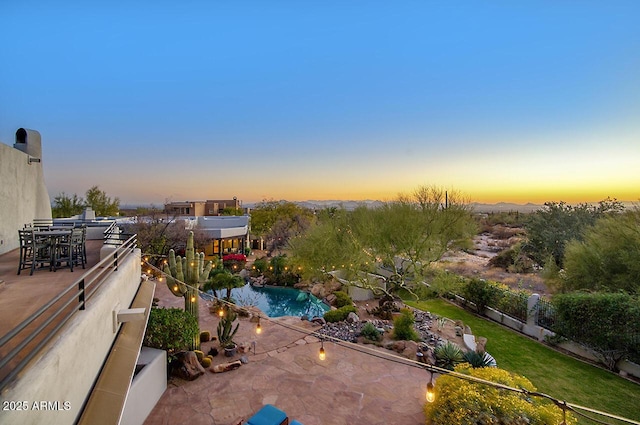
(206, 284), (330, 318)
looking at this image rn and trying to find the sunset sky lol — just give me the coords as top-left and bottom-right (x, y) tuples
(1, 1), (639, 206)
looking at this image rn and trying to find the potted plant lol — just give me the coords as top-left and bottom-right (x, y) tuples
(217, 306), (239, 357)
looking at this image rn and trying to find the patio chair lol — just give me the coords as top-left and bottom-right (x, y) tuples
(53, 229), (77, 272)
(17, 229), (51, 275)
(245, 404), (289, 425)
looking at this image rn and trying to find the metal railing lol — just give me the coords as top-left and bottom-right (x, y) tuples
(0, 234), (138, 393)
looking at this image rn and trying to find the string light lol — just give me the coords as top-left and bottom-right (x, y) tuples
(173, 285), (178, 292)
(319, 340), (326, 361)
(256, 318), (262, 335)
(190, 294), (196, 302)
(218, 307), (224, 317)
(426, 382), (435, 403)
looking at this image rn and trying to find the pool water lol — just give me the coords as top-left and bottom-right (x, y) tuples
(207, 284), (330, 318)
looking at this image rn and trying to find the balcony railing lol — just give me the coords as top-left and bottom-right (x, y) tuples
(0, 233), (138, 393)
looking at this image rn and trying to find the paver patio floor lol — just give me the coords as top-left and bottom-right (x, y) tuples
(144, 282), (426, 425)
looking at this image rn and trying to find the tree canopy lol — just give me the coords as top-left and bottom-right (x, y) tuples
(51, 186), (120, 218)
(561, 207), (640, 294)
(250, 200), (314, 255)
(51, 192), (85, 218)
(290, 186), (476, 297)
(523, 198), (624, 268)
(85, 185), (120, 216)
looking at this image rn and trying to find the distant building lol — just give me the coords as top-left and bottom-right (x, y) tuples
(187, 216), (250, 257)
(164, 198), (243, 216)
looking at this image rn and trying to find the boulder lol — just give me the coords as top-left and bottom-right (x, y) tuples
(346, 312), (360, 324)
(310, 317), (327, 326)
(476, 337), (488, 352)
(402, 340), (419, 360)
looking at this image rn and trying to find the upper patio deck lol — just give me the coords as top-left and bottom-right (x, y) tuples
(0, 239), (104, 390)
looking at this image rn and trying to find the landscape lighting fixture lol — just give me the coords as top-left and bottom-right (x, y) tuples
(426, 381), (435, 403)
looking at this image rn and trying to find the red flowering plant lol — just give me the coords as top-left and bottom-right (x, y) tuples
(222, 253), (247, 272)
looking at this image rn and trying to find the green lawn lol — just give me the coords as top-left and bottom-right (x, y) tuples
(406, 298), (640, 425)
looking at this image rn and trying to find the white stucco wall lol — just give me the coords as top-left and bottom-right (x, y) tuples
(0, 249), (142, 425)
(0, 131), (52, 255)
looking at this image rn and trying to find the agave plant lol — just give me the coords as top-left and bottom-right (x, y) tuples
(463, 350), (496, 368)
(434, 341), (464, 370)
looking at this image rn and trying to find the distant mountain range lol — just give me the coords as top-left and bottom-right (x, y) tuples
(244, 200), (544, 213)
(123, 200), (635, 213)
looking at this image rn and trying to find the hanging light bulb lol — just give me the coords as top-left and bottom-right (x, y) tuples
(173, 285), (178, 292)
(218, 307), (224, 317)
(256, 319), (262, 335)
(319, 341), (326, 361)
(426, 382), (435, 403)
(190, 294), (196, 303)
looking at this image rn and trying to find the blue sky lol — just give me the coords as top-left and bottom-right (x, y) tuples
(1, 1), (639, 205)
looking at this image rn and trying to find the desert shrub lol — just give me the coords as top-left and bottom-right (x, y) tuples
(434, 341), (464, 370)
(333, 290), (353, 308)
(424, 364), (576, 425)
(460, 278), (504, 314)
(251, 257), (269, 275)
(259, 255), (301, 286)
(392, 308), (420, 341)
(523, 198), (624, 268)
(489, 242), (535, 273)
(144, 307), (199, 354)
(552, 292), (640, 369)
(562, 209), (640, 294)
(324, 305), (357, 323)
(360, 321), (382, 342)
(427, 270), (464, 299)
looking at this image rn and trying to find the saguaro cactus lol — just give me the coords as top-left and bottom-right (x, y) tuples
(164, 231), (213, 349)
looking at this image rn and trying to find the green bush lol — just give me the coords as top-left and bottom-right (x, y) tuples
(552, 292), (640, 369)
(333, 290), (352, 308)
(424, 364), (576, 425)
(427, 270), (464, 299)
(144, 307), (199, 354)
(324, 305), (357, 323)
(460, 278), (503, 314)
(392, 308), (420, 341)
(360, 321), (382, 341)
(251, 257), (269, 275)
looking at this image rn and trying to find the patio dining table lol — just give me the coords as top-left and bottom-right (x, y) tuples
(35, 229), (73, 271)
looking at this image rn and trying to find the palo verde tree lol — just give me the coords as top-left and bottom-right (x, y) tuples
(51, 192), (85, 218)
(85, 185), (120, 216)
(561, 207), (640, 294)
(163, 231), (213, 350)
(290, 186), (476, 298)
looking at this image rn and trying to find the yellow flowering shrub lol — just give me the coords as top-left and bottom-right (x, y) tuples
(424, 364), (576, 425)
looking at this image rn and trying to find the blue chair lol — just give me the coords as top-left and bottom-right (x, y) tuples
(246, 404), (288, 425)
